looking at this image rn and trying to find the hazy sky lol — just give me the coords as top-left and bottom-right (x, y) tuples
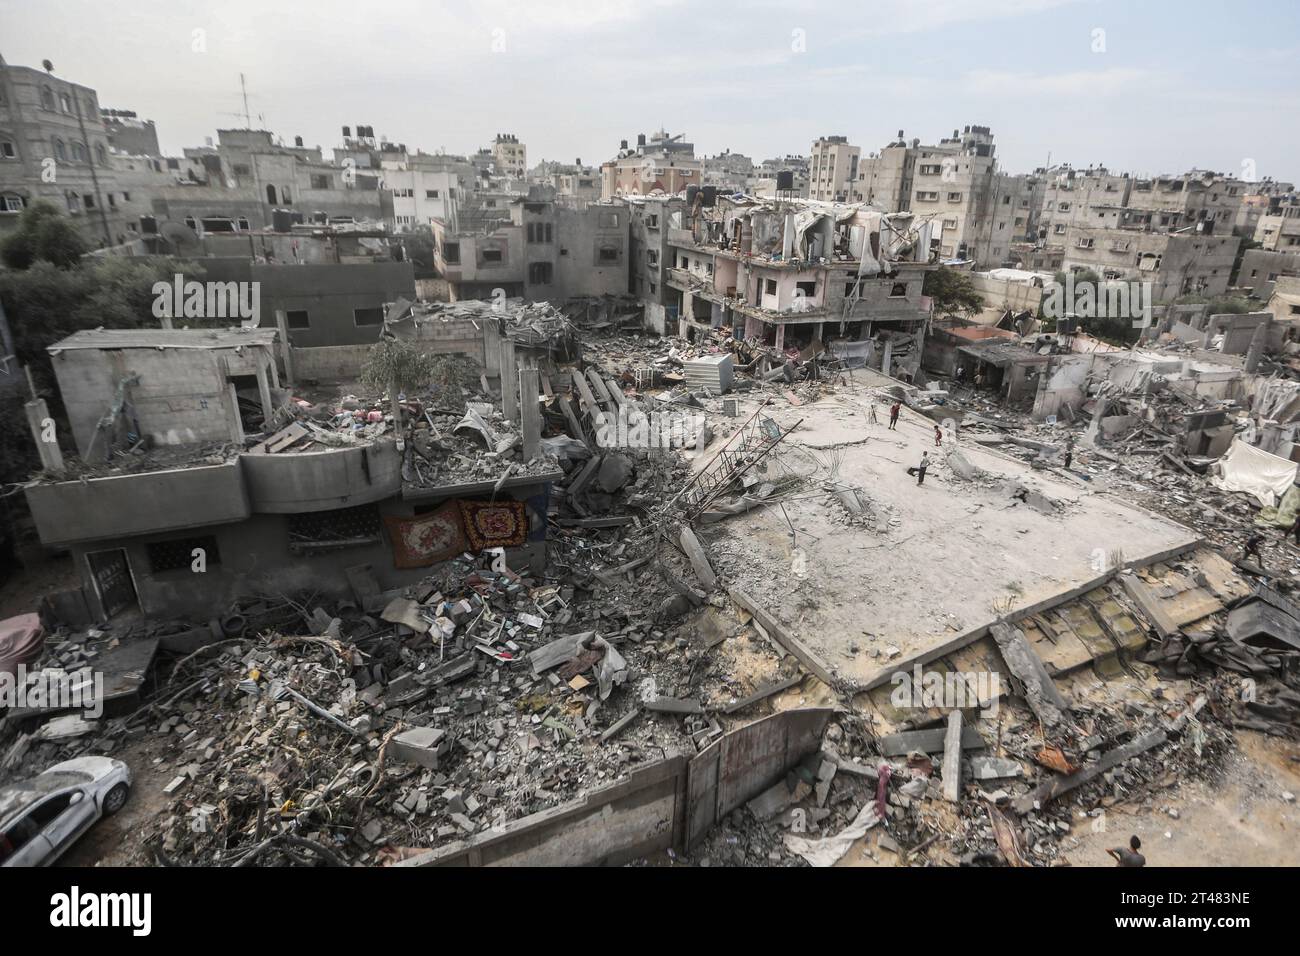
(3, 0), (1298, 182)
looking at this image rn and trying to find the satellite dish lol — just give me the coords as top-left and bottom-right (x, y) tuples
(160, 220), (201, 252)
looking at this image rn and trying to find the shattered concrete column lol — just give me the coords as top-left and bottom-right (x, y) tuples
(1245, 316), (1273, 372)
(254, 356), (274, 426)
(25, 397), (63, 472)
(519, 365), (541, 461)
(679, 525), (717, 591)
(882, 338), (892, 377)
(942, 709), (963, 803)
(274, 309), (295, 386)
(501, 337), (518, 422)
(775, 322), (785, 352)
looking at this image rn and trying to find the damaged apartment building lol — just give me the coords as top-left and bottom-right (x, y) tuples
(22, 324), (559, 623)
(431, 190), (630, 304)
(664, 193), (936, 376)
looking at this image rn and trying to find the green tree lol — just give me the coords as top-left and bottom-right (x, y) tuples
(923, 266), (985, 318)
(1, 201), (89, 269)
(0, 257), (202, 367)
(400, 225), (437, 279)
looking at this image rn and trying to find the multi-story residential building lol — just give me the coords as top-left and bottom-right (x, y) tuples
(1238, 247), (1300, 302)
(431, 192), (628, 303)
(1061, 226), (1240, 301)
(1235, 178), (1294, 237)
(900, 126), (998, 261)
(808, 136), (860, 203)
(850, 126), (1029, 264)
(663, 196), (934, 374)
(491, 133), (526, 179)
(1255, 194), (1300, 252)
(1121, 170), (1246, 236)
(531, 159), (601, 204)
(600, 129), (701, 200)
(700, 149), (754, 193)
(379, 152), (475, 233)
(138, 128), (387, 233)
(100, 108), (160, 157)
(0, 54), (122, 246)
(627, 195), (684, 328)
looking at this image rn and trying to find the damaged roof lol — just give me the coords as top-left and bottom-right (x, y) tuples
(48, 328), (280, 352)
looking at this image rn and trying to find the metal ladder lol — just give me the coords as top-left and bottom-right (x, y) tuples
(667, 406), (799, 521)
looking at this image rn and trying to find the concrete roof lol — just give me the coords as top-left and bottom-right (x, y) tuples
(48, 328), (279, 352)
(704, 391), (1197, 686)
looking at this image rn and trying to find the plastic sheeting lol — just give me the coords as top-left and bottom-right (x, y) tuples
(1210, 439), (1299, 508)
(1256, 483), (1300, 529)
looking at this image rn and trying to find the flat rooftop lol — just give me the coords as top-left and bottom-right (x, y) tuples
(48, 328), (279, 351)
(700, 388), (1198, 686)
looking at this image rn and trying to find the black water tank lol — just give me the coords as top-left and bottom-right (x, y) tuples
(776, 170), (795, 191)
(686, 185), (699, 207)
(272, 208), (293, 233)
(701, 186), (717, 207)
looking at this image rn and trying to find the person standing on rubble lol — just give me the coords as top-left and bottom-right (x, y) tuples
(934, 424), (943, 447)
(889, 402), (901, 430)
(1243, 532), (1265, 564)
(1107, 835), (1146, 867)
(907, 451), (930, 485)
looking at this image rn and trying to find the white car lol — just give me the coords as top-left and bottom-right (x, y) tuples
(0, 757), (131, 866)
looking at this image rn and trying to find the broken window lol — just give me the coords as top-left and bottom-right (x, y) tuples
(890, 283), (908, 298)
(598, 245), (620, 263)
(947, 192), (962, 202)
(426, 189), (439, 199)
(529, 262), (553, 284)
(764, 278), (777, 296)
(147, 535), (221, 573)
(482, 248), (504, 263)
(286, 310), (311, 329)
(311, 174), (332, 190)
(442, 241), (460, 264)
(354, 307), (384, 326)
(288, 504), (382, 553)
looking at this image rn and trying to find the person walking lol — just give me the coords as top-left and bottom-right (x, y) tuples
(906, 451), (931, 485)
(934, 424), (943, 447)
(888, 402), (901, 430)
(1243, 532), (1265, 564)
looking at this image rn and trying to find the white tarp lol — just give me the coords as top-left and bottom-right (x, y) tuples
(783, 801), (881, 867)
(1210, 438), (1299, 507)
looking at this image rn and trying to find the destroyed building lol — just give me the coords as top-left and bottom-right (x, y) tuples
(664, 195), (934, 376)
(22, 326), (560, 622)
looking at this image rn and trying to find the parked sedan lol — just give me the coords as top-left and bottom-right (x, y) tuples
(0, 757), (131, 866)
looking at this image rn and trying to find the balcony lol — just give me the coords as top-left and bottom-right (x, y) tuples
(27, 461), (249, 547)
(240, 440), (403, 513)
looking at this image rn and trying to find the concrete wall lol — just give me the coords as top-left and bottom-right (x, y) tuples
(255, 262), (416, 348)
(26, 462), (249, 547)
(1032, 354), (1098, 420)
(289, 344), (373, 383)
(60, 479), (551, 620)
(401, 708), (833, 867)
(241, 441), (403, 512)
(51, 343), (273, 457)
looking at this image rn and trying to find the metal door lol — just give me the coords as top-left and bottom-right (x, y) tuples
(86, 548), (137, 618)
